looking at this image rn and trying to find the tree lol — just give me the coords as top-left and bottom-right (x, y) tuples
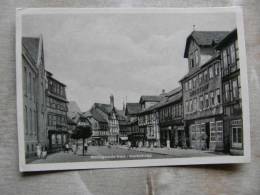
(76, 125), (92, 155)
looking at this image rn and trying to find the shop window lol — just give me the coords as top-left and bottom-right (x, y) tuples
(210, 122), (216, 141)
(232, 126), (242, 147)
(216, 121), (223, 142)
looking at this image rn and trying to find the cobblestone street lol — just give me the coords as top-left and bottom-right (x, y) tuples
(30, 145), (222, 164)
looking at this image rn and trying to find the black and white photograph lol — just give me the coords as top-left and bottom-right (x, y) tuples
(16, 7), (250, 172)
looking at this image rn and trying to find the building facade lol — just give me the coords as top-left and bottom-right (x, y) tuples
(22, 37), (45, 158)
(216, 29), (243, 155)
(87, 110), (109, 146)
(91, 95), (120, 145)
(180, 31), (229, 151)
(138, 96), (161, 147)
(46, 71), (68, 152)
(157, 87), (185, 148)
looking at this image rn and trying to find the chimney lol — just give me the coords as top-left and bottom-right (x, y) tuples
(110, 94), (114, 107)
(160, 89), (166, 97)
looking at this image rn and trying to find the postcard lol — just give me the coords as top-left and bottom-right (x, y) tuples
(16, 7), (250, 172)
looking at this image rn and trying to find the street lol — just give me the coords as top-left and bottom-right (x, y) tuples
(31, 145), (221, 164)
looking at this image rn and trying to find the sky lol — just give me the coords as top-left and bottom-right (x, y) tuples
(22, 11), (236, 111)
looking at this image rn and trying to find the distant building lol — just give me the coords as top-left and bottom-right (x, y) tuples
(156, 87), (185, 148)
(180, 30), (229, 151)
(138, 95), (162, 147)
(86, 110), (109, 146)
(46, 71), (68, 152)
(22, 36), (47, 158)
(91, 95), (120, 144)
(216, 29), (243, 155)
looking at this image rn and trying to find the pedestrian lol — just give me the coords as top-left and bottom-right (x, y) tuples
(65, 142), (69, 153)
(84, 141), (88, 153)
(72, 142), (77, 154)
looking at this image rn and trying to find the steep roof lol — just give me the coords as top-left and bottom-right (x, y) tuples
(22, 37), (40, 65)
(139, 95), (161, 104)
(184, 31), (230, 58)
(125, 103), (141, 115)
(165, 86), (182, 98)
(90, 109), (108, 123)
(215, 29), (237, 49)
(94, 103), (113, 114)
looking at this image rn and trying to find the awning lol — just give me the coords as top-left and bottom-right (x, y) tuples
(120, 137), (128, 141)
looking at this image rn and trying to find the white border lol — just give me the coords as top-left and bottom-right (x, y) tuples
(16, 7), (251, 172)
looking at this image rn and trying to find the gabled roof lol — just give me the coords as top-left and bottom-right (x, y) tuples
(139, 95), (161, 104)
(125, 103), (141, 115)
(139, 87), (183, 114)
(215, 29), (237, 49)
(184, 31), (230, 58)
(93, 103), (114, 114)
(165, 86), (182, 98)
(90, 109), (108, 123)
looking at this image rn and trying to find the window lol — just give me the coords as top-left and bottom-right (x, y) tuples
(193, 77), (197, 89)
(193, 98), (197, 112)
(210, 122), (216, 141)
(216, 121), (223, 142)
(232, 79), (238, 99)
(199, 73), (203, 85)
(232, 127), (242, 145)
(185, 82), (188, 91)
(215, 63), (219, 76)
(23, 67), (27, 96)
(216, 89), (221, 104)
(24, 106), (28, 135)
(230, 43), (236, 64)
(224, 83), (230, 102)
(189, 99), (193, 112)
(28, 72), (32, 97)
(195, 50), (199, 65)
(199, 95), (204, 110)
(238, 75), (241, 98)
(205, 93), (209, 108)
(30, 109), (32, 135)
(203, 70), (208, 81)
(210, 91), (215, 106)
(209, 66), (214, 79)
(185, 101), (189, 113)
(223, 50), (228, 69)
(190, 58), (195, 68)
(235, 40), (240, 69)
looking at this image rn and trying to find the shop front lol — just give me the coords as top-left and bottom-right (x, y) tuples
(48, 130), (69, 153)
(187, 116), (224, 151)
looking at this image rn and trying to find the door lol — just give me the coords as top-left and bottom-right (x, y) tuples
(205, 122), (210, 149)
